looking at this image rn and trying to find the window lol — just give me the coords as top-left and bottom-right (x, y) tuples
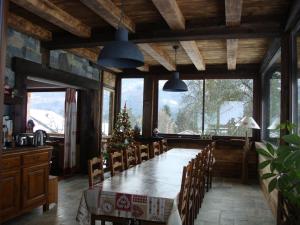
(204, 79), (253, 136)
(158, 80), (203, 134)
(27, 92), (65, 134)
(297, 35), (300, 134)
(102, 88), (114, 136)
(121, 78), (144, 130)
(157, 79), (253, 136)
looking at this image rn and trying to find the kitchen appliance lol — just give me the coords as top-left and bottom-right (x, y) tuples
(14, 133), (29, 146)
(33, 130), (48, 146)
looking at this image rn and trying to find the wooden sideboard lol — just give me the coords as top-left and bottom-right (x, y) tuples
(0, 146), (53, 223)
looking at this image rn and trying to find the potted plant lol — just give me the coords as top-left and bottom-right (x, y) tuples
(257, 123), (300, 224)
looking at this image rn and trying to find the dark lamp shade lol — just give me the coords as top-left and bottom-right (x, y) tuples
(98, 27), (144, 68)
(163, 72), (188, 92)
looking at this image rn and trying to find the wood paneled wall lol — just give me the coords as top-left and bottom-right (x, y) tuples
(167, 138), (257, 178)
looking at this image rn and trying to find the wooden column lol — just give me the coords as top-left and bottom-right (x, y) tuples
(78, 89), (101, 173)
(253, 75), (262, 141)
(142, 76), (154, 137)
(280, 32), (298, 136)
(0, 0), (8, 222)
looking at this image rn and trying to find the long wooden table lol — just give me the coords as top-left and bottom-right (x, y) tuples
(77, 148), (201, 225)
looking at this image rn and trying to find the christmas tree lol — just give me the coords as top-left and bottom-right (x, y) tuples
(108, 104), (134, 151)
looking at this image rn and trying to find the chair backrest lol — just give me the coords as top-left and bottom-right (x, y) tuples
(178, 160), (194, 225)
(136, 142), (150, 163)
(152, 141), (161, 156)
(194, 153), (205, 194)
(109, 150), (124, 176)
(88, 156), (104, 187)
(160, 139), (168, 153)
(209, 142), (216, 167)
(124, 145), (138, 169)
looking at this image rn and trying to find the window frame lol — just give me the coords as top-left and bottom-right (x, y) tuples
(156, 78), (254, 137)
(119, 77), (145, 132)
(101, 86), (115, 136)
(26, 89), (67, 136)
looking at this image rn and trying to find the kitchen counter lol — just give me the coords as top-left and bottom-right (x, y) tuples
(1, 145), (53, 222)
(2, 145), (53, 155)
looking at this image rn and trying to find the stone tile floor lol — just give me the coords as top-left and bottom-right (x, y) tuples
(3, 176), (275, 225)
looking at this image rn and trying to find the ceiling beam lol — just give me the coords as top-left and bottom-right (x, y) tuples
(11, 0), (91, 37)
(151, 0), (205, 71)
(8, 13), (52, 41)
(180, 41), (205, 71)
(285, 0), (300, 32)
(226, 39), (238, 70)
(151, 0), (185, 30)
(80, 0), (135, 32)
(138, 43), (175, 71)
(43, 22), (280, 50)
(121, 63), (259, 79)
(225, 0), (243, 26)
(259, 38), (281, 75)
(225, 0), (243, 70)
(137, 64), (149, 72)
(67, 48), (99, 63)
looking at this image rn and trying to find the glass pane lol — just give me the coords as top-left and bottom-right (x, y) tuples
(121, 78), (144, 130)
(102, 89), (113, 136)
(158, 80), (203, 134)
(27, 92), (65, 134)
(268, 72), (281, 141)
(298, 36), (300, 134)
(204, 79), (253, 136)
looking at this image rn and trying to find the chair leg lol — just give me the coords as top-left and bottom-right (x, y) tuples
(91, 215), (95, 225)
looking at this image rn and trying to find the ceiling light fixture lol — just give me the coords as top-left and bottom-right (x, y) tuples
(97, 0), (144, 68)
(163, 45), (188, 92)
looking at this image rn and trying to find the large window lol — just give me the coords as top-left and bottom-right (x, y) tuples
(297, 35), (300, 134)
(158, 79), (253, 136)
(27, 92), (65, 134)
(102, 88), (114, 136)
(204, 79), (253, 136)
(121, 78), (144, 130)
(158, 80), (203, 134)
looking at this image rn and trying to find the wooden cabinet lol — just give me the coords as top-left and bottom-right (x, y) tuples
(0, 169), (20, 219)
(22, 164), (48, 209)
(0, 146), (52, 223)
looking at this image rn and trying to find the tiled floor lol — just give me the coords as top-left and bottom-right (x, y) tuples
(3, 176), (275, 225)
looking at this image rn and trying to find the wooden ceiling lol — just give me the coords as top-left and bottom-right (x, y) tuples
(8, 0), (292, 73)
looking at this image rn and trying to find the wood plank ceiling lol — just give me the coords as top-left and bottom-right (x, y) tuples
(8, 0), (291, 73)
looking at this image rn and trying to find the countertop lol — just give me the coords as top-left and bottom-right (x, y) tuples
(2, 145), (53, 155)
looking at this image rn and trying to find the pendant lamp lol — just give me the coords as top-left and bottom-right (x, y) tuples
(163, 46), (188, 92)
(97, 1), (144, 68)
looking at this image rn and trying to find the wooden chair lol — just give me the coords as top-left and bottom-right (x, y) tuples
(207, 142), (216, 191)
(88, 156), (104, 187)
(124, 145), (138, 169)
(178, 160), (194, 225)
(109, 150), (124, 176)
(193, 153), (205, 218)
(152, 141), (161, 157)
(160, 138), (168, 153)
(188, 159), (196, 225)
(136, 142), (150, 163)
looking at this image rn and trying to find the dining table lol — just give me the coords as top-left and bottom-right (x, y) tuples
(76, 148), (201, 225)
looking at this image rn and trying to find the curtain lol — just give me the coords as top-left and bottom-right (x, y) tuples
(64, 88), (77, 173)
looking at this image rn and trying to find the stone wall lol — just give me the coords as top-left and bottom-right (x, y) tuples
(4, 28), (101, 89)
